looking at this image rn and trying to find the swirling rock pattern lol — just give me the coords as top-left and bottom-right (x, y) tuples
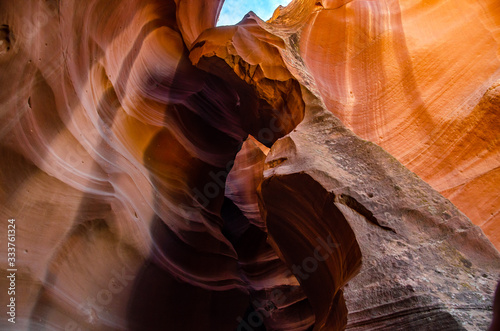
(293, 0), (500, 246)
(0, 0), (498, 330)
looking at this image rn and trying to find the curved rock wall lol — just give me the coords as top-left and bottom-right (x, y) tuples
(292, 0), (500, 246)
(0, 0), (499, 330)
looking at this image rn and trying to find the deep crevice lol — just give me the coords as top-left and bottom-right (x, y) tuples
(260, 173), (362, 330)
(0, 24), (11, 53)
(338, 193), (397, 234)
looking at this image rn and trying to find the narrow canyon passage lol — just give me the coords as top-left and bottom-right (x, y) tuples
(0, 0), (499, 330)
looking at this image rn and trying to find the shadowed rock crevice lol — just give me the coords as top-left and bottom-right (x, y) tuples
(221, 138), (316, 330)
(260, 173), (363, 331)
(126, 215), (249, 331)
(189, 21), (306, 147)
(0, 24), (11, 54)
(221, 196), (315, 331)
(337, 194), (396, 234)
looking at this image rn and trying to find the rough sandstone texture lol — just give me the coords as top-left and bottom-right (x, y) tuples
(0, 0), (499, 330)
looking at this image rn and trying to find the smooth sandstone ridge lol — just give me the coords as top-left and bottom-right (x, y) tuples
(0, 0), (499, 330)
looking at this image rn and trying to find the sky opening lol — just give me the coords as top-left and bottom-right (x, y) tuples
(217, 0), (292, 26)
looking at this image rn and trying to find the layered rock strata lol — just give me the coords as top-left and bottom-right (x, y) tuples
(0, 0), (499, 330)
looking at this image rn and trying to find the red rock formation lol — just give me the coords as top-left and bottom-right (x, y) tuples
(0, 0), (499, 330)
(289, 0), (500, 248)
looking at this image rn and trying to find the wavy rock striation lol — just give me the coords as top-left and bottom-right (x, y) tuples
(292, 0), (500, 247)
(0, 0), (499, 330)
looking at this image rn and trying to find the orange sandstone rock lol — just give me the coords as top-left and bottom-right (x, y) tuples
(288, 0), (500, 248)
(0, 0), (499, 330)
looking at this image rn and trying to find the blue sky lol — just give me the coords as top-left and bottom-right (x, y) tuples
(217, 0), (292, 26)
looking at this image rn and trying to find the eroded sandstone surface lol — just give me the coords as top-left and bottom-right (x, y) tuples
(0, 0), (499, 330)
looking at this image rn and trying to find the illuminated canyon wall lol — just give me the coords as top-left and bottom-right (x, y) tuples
(0, 0), (499, 330)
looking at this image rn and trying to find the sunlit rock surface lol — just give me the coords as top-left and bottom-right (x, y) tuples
(289, 0), (500, 246)
(0, 0), (499, 330)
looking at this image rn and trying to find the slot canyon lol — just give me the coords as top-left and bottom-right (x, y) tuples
(0, 0), (499, 330)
